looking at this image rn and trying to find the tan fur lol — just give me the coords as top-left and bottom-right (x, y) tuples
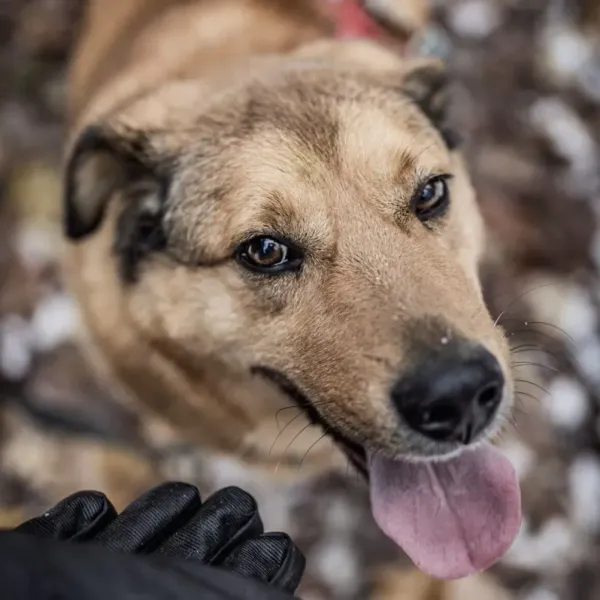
(63, 0), (513, 595)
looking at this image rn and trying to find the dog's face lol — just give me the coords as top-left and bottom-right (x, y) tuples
(64, 46), (512, 473)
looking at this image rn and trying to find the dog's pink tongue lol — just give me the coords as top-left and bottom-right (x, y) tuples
(368, 444), (521, 580)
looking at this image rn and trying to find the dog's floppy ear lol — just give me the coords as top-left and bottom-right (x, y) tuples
(64, 124), (170, 281)
(399, 58), (460, 148)
(64, 124), (167, 240)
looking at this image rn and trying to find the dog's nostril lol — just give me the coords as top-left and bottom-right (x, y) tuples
(392, 345), (505, 445)
(413, 403), (465, 441)
(422, 404), (460, 428)
(476, 382), (502, 409)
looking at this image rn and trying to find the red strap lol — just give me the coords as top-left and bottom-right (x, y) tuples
(327, 0), (386, 40)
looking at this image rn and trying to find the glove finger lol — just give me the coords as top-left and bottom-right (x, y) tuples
(94, 482), (201, 553)
(156, 486), (263, 563)
(15, 491), (117, 542)
(221, 533), (305, 594)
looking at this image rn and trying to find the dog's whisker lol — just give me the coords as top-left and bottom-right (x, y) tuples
(510, 343), (552, 355)
(296, 431), (329, 472)
(274, 422), (314, 474)
(512, 404), (533, 422)
(495, 414), (516, 437)
(492, 282), (562, 327)
(511, 361), (560, 373)
(514, 378), (552, 398)
(509, 344), (566, 364)
(507, 327), (569, 348)
(269, 411), (304, 457)
(274, 399), (334, 429)
(507, 328), (580, 366)
(270, 398), (339, 461)
(501, 413), (523, 441)
(514, 389), (542, 404)
(510, 342), (544, 351)
(525, 321), (575, 345)
(501, 319), (575, 345)
(274, 405), (301, 430)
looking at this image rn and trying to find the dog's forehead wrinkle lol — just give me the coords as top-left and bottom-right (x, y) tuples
(193, 71), (447, 177)
(235, 83), (340, 165)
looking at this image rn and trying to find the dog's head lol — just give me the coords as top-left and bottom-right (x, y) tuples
(64, 42), (520, 579)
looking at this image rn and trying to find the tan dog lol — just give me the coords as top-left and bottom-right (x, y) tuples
(63, 0), (521, 592)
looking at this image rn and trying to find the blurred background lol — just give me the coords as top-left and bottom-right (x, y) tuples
(0, 1), (600, 599)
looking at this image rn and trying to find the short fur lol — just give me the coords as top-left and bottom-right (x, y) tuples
(63, 0), (513, 595)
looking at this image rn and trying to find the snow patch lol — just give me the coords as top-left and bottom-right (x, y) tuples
(541, 24), (593, 80)
(546, 377), (589, 431)
(0, 315), (34, 380)
(558, 285), (597, 344)
(31, 293), (79, 352)
(569, 454), (600, 534)
(448, 0), (501, 39)
(529, 98), (597, 180)
(312, 539), (360, 597)
(523, 589), (560, 600)
(500, 439), (535, 481)
(504, 517), (577, 573)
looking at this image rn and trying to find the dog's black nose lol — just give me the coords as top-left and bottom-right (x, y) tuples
(392, 346), (504, 445)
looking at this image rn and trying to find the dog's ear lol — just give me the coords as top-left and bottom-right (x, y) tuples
(64, 124), (168, 239)
(399, 58), (460, 149)
(64, 124), (170, 280)
(293, 44), (460, 149)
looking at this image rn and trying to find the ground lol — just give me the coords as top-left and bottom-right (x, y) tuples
(1, 1), (600, 599)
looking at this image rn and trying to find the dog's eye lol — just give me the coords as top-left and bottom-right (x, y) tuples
(236, 236), (302, 274)
(413, 176), (450, 222)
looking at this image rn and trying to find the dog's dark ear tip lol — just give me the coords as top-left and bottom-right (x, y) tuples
(400, 58), (454, 146)
(441, 128), (463, 150)
(63, 156), (100, 241)
(63, 210), (101, 240)
(64, 217), (83, 240)
(63, 124), (132, 242)
(402, 59), (447, 91)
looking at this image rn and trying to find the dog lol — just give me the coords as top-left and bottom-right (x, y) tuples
(62, 0), (521, 595)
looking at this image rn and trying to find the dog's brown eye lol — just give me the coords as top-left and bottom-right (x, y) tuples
(414, 176), (450, 222)
(247, 237), (286, 265)
(236, 236), (302, 274)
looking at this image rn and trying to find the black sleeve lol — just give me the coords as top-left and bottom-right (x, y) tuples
(0, 532), (298, 600)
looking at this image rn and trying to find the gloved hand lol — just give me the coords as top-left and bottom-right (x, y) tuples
(14, 482), (305, 595)
(0, 532), (298, 600)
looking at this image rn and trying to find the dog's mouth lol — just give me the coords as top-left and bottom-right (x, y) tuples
(253, 366), (521, 581)
(253, 366), (369, 475)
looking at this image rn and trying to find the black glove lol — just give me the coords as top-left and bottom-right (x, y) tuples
(0, 531), (299, 600)
(13, 482), (304, 595)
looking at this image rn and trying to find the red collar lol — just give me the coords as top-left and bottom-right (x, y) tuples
(327, 0), (386, 40)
